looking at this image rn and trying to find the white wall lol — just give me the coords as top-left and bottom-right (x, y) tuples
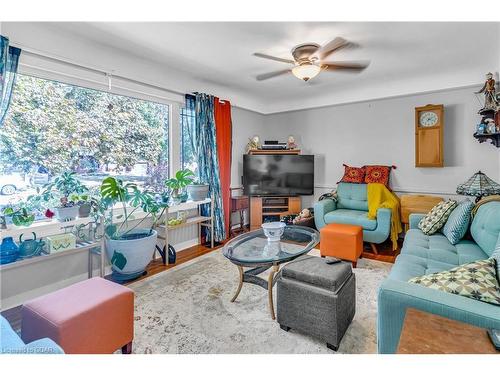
(256, 87), (500, 207)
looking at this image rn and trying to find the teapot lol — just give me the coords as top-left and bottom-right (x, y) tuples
(18, 232), (44, 259)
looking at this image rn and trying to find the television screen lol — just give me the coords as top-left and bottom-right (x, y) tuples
(243, 154), (314, 196)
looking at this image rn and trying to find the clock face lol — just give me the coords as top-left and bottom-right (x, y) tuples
(419, 111), (439, 127)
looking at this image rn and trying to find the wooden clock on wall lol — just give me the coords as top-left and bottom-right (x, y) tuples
(415, 104), (444, 167)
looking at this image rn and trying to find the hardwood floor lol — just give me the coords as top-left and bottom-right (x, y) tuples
(122, 242), (224, 285)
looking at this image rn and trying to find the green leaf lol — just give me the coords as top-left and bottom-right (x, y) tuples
(100, 177), (125, 201)
(3, 207), (15, 216)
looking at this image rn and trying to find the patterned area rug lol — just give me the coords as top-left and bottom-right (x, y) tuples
(128, 249), (391, 354)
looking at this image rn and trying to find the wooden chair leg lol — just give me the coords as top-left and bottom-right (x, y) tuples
(352, 261), (357, 268)
(370, 243), (378, 255)
(121, 342), (132, 354)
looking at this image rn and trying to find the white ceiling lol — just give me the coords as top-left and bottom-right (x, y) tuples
(6, 22), (500, 113)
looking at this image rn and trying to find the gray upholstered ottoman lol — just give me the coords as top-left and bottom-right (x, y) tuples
(277, 255), (355, 351)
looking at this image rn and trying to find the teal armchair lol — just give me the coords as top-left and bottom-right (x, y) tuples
(314, 183), (392, 251)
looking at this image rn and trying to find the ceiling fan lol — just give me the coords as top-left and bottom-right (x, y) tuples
(254, 37), (369, 82)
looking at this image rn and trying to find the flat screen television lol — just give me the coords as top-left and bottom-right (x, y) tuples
(243, 154), (314, 196)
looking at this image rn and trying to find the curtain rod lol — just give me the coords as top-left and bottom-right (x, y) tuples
(15, 44), (186, 98)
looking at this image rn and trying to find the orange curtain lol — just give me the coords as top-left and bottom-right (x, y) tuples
(214, 98), (232, 239)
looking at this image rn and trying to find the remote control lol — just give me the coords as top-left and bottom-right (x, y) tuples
(325, 258), (342, 265)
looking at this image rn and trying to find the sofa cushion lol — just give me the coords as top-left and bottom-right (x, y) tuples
(408, 258), (500, 306)
(442, 199), (474, 245)
(338, 164), (365, 184)
(401, 229), (487, 266)
(388, 253), (455, 281)
(470, 201), (500, 257)
(418, 200), (457, 235)
(336, 183), (369, 211)
(324, 208), (377, 230)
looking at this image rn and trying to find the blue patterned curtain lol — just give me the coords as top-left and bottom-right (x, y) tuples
(186, 93), (226, 242)
(0, 35), (21, 126)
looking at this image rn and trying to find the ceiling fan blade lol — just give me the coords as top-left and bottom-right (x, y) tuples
(256, 69), (291, 81)
(316, 37), (350, 59)
(322, 60), (370, 72)
(253, 53), (295, 64)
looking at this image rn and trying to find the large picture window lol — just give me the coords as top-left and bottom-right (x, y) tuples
(0, 74), (170, 207)
(180, 103), (198, 176)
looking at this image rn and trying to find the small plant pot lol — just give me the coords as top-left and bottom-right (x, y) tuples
(78, 202), (92, 218)
(54, 206), (79, 222)
(187, 184), (209, 201)
(105, 229), (157, 281)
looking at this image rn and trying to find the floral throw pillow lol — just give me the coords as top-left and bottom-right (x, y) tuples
(363, 165), (395, 187)
(338, 164), (365, 184)
(418, 200), (458, 235)
(408, 258), (500, 306)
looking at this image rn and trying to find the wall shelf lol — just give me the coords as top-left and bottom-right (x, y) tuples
(248, 149), (300, 155)
(473, 132), (500, 148)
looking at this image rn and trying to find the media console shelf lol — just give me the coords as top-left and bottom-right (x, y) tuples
(248, 149), (301, 155)
(250, 196), (301, 230)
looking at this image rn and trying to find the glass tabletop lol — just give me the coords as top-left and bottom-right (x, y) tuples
(223, 225), (320, 266)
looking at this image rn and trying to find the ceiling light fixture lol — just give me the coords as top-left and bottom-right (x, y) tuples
(291, 63), (321, 82)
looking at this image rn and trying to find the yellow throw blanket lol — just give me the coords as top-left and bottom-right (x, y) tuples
(367, 183), (402, 251)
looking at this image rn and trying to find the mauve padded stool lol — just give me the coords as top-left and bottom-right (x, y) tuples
(21, 277), (134, 354)
(277, 255), (355, 351)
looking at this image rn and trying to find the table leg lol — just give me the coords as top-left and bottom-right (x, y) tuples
(231, 265), (244, 302)
(268, 264), (279, 320)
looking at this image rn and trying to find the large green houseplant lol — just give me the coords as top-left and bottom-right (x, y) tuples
(98, 176), (168, 281)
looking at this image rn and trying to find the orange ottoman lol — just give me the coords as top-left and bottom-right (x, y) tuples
(21, 277), (134, 354)
(320, 223), (363, 267)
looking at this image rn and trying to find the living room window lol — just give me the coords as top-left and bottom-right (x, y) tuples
(0, 73), (170, 208)
(180, 104), (198, 176)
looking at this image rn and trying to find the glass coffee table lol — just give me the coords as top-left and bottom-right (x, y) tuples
(223, 225), (319, 319)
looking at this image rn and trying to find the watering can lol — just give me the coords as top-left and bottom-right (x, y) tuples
(18, 232), (44, 259)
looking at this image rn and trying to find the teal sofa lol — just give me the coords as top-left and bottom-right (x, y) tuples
(377, 201), (500, 354)
(314, 182), (392, 249)
(1, 315), (63, 354)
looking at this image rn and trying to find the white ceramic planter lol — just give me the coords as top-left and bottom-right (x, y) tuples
(187, 184), (209, 201)
(105, 229), (157, 280)
(55, 205), (80, 222)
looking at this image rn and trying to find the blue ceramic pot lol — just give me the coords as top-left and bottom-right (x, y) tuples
(0, 237), (19, 264)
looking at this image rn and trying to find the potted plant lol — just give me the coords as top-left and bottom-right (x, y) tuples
(43, 172), (88, 221)
(70, 187), (99, 218)
(98, 176), (168, 281)
(165, 169), (195, 205)
(2, 206), (35, 227)
(186, 180), (210, 201)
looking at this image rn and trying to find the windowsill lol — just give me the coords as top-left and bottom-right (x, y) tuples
(1, 198), (211, 238)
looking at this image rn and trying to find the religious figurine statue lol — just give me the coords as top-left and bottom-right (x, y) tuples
(287, 135), (298, 150)
(476, 72), (498, 112)
(246, 135), (260, 153)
